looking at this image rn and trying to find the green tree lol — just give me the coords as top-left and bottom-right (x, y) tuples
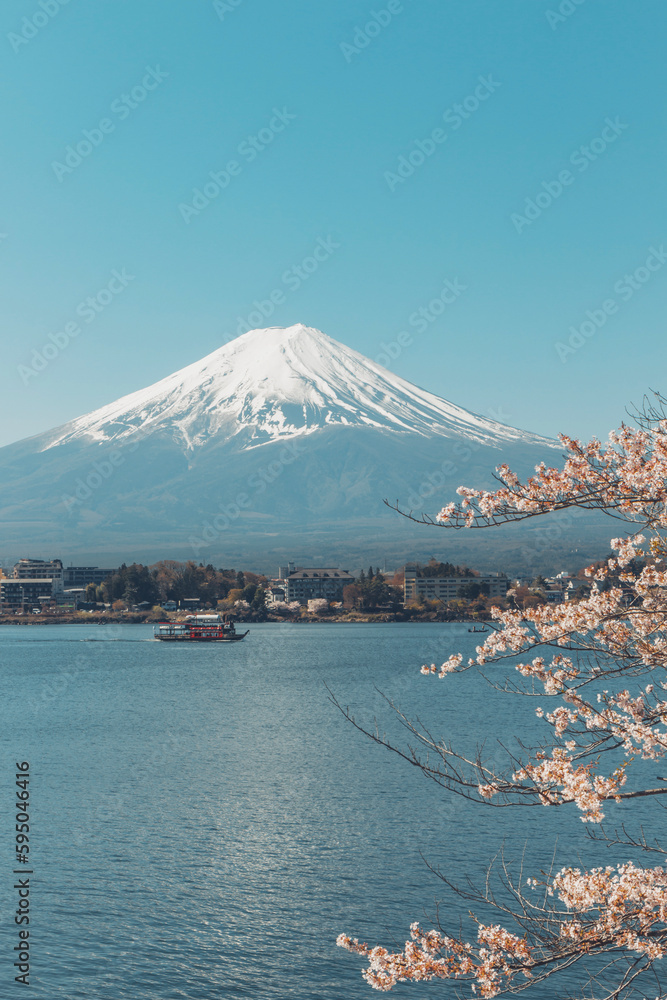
(251, 587), (266, 614)
(357, 573), (399, 611)
(457, 582), (490, 601)
(419, 559), (475, 578)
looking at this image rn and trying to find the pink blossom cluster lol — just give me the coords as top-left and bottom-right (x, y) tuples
(271, 600), (302, 613)
(337, 864), (667, 994)
(511, 745), (627, 821)
(340, 420), (667, 993)
(435, 424), (667, 530)
(420, 653), (462, 677)
(436, 428), (667, 819)
(549, 863), (667, 960)
(337, 921), (532, 996)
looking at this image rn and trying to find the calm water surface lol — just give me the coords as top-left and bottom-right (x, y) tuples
(0, 623), (652, 998)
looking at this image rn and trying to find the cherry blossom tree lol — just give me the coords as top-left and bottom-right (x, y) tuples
(308, 598), (330, 614)
(338, 398), (667, 999)
(271, 600), (302, 614)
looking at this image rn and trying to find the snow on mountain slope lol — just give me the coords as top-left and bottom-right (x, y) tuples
(41, 324), (556, 453)
(0, 323), (579, 567)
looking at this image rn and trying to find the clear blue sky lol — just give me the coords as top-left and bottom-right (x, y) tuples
(1, 0), (665, 448)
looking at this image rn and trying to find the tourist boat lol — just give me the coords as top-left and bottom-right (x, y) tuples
(153, 614), (248, 642)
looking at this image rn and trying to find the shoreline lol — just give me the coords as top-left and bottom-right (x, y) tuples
(0, 613), (488, 626)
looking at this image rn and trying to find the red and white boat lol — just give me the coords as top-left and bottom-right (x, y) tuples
(153, 614), (248, 642)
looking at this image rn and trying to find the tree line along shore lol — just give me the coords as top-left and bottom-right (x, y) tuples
(0, 553), (624, 625)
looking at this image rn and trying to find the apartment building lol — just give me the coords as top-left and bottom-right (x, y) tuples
(285, 568), (354, 604)
(403, 567), (509, 603)
(1, 578), (54, 611)
(13, 557), (64, 593)
(63, 566), (115, 588)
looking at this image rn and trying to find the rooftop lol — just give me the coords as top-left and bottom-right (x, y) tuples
(288, 568), (354, 580)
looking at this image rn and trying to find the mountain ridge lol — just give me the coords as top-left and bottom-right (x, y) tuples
(0, 324), (576, 571)
(35, 324), (556, 455)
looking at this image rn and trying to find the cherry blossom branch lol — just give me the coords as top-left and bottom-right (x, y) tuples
(340, 413), (667, 998)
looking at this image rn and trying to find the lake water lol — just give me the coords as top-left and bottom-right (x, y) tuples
(0, 623), (654, 998)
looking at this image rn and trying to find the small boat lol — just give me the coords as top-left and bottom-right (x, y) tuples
(153, 614), (248, 642)
(468, 626), (488, 633)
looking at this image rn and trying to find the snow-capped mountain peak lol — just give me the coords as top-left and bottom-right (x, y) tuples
(42, 324), (553, 453)
(0, 323), (569, 566)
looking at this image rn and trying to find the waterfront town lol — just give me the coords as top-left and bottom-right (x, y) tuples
(0, 554), (609, 621)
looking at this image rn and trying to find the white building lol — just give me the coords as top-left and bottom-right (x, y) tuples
(266, 586), (286, 605)
(12, 558), (64, 594)
(285, 568), (354, 604)
(404, 568), (509, 603)
(63, 566), (115, 587)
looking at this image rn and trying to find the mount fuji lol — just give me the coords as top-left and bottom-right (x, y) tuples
(0, 324), (567, 571)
